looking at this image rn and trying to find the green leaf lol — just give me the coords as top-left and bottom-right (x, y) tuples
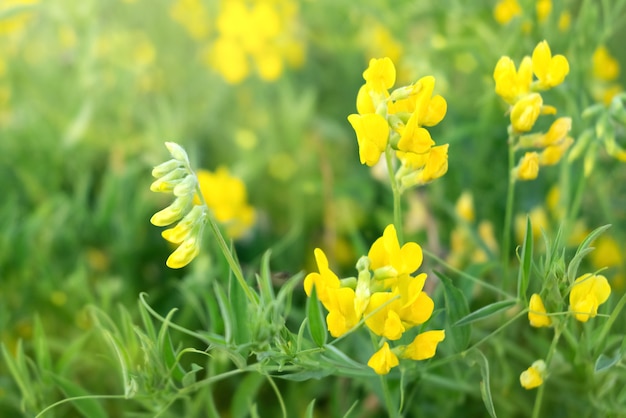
(257, 250), (276, 305)
(567, 224), (611, 283)
(230, 267), (250, 345)
(516, 216), (533, 301)
(231, 373), (264, 418)
(214, 282), (235, 343)
(182, 363), (203, 388)
(304, 399), (316, 418)
(49, 374), (108, 418)
(2, 341), (38, 412)
(342, 400), (360, 418)
(454, 300), (517, 326)
(138, 293), (157, 341)
(306, 287), (327, 347)
(436, 271), (471, 352)
(594, 352), (621, 373)
(467, 349), (498, 418)
(33, 315), (51, 373)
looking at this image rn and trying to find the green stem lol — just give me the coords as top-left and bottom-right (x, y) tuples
(422, 249), (514, 298)
(531, 327), (562, 418)
(190, 168), (258, 306)
(385, 147), (404, 244)
(467, 309), (526, 351)
(593, 291), (626, 356)
(565, 168), (587, 238)
(380, 374), (399, 418)
(502, 137), (516, 292)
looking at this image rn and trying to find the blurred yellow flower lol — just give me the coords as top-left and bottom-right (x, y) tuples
(528, 293), (552, 327)
(593, 46), (620, 82)
(195, 167), (256, 239)
(558, 11), (571, 31)
(455, 191), (475, 223)
(510, 93), (543, 132)
(515, 206), (548, 244)
(494, 0), (522, 25)
(536, 0), (552, 23)
(532, 40), (569, 90)
(520, 360), (546, 389)
(0, 0), (38, 37)
(368, 342), (399, 375)
(169, 0), (210, 40)
(590, 235), (623, 270)
(494, 56), (532, 105)
(515, 151), (539, 180)
(569, 273), (611, 322)
(203, 0), (305, 83)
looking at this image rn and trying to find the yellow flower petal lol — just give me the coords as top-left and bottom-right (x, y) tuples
(528, 293), (552, 328)
(367, 342), (399, 375)
(402, 330), (445, 360)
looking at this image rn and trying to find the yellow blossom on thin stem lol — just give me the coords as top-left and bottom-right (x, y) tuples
(347, 113), (389, 166)
(569, 273), (611, 322)
(494, 56), (533, 105)
(528, 293), (552, 327)
(520, 360), (546, 389)
(303, 248), (341, 306)
(593, 46), (620, 82)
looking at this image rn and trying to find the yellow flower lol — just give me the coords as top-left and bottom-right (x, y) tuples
(536, 0), (552, 23)
(494, 56), (533, 104)
(558, 11), (571, 32)
(401, 330), (445, 360)
(528, 294), (552, 327)
(303, 248), (341, 307)
(532, 40), (569, 90)
(540, 136), (573, 165)
(510, 93), (543, 132)
(325, 287), (359, 337)
(494, 0), (522, 25)
(590, 235), (623, 269)
(535, 117), (572, 147)
(169, 0), (210, 40)
(363, 57), (396, 93)
(367, 342), (399, 375)
(364, 293), (404, 340)
(515, 151), (540, 180)
(515, 206), (548, 244)
(593, 46), (620, 82)
(347, 113), (389, 166)
(418, 144), (449, 183)
(455, 191), (475, 222)
(195, 168), (255, 239)
(569, 273), (611, 322)
(397, 111), (435, 155)
(166, 235), (201, 269)
(520, 360), (546, 389)
(368, 224), (423, 279)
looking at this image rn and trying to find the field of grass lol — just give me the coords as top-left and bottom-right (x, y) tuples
(2, 0), (626, 417)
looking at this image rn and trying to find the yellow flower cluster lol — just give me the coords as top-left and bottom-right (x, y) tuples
(348, 57), (449, 192)
(591, 45), (623, 105)
(194, 168), (256, 239)
(304, 224), (445, 375)
(494, 0), (570, 32)
(494, 40), (573, 181)
(203, 0), (304, 84)
(150, 143), (208, 269)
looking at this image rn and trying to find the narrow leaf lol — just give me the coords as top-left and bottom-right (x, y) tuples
(306, 287), (327, 347)
(214, 282), (235, 343)
(231, 373), (265, 418)
(467, 349), (498, 418)
(454, 300), (517, 326)
(567, 224), (611, 282)
(304, 399), (316, 418)
(257, 250), (276, 305)
(436, 271), (471, 352)
(230, 265), (250, 345)
(594, 352), (621, 373)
